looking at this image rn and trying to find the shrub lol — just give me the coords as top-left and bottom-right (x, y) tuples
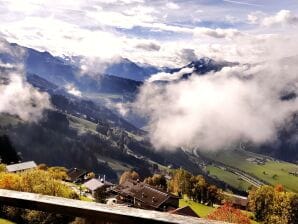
(0, 168), (78, 223)
(208, 203), (251, 224)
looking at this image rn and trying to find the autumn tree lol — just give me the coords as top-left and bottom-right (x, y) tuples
(189, 175), (207, 203)
(86, 172), (96, 180)
(168, 168), (192, 197)
(208, 203), (251, 224)
(168, 169), (221, 205)
(47, 166), (68, 180)
(0, 169), (78, 223)
(248, 185), (274, 222)
(37, 163), (48, 170)
(248, 185), (298, 224)
(0, 164), (6, 172)
(119, 170), (140, 184)
(289, 193), (298, 224)
(144, 174), (167, 190)
(207, 184), (221, 206)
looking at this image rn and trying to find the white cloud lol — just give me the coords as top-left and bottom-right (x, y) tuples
(0, 1), (297, 71)
(0, 0), (254, 67)
(65, 84), (82, 97)
(87, 5), (157, 29)
(133, 32), (298, 151)
(262, 10), (298, 27)
(247, 10), (298, 27)
(135, 41), (160, 51)
(225, 15), (238, 24)
(247, 11), (265, 24)
(147, 67), (194, 82)
(166, 2), (180, 10)
(0, 73), (51, 122)
(194, 27), (242, 39)
(0, 38), (51, 122)
(134, 62), (297, 150)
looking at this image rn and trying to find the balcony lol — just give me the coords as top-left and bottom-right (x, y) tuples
(0, 189), (226, 224)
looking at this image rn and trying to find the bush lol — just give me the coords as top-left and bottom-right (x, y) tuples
(248, 185), (298, 224)
(0, 168), (78, 223)
(208, 203), (251, 224)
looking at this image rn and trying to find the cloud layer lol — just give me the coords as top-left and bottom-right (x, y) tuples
(133, 34), (298, 151)
(0, 39), (51, 122)
(0, 72), (51, 122)
(1, 1), (297, 67)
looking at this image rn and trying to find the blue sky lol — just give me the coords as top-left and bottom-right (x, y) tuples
(0, 0), (298, 66)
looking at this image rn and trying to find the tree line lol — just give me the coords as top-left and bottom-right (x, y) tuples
(0, 166), (78, 224)
(120, 169), (298, 224)
(119, 168), (222, 206)
(248, 184), (298, 224)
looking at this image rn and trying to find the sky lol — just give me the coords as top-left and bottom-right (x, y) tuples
(1, 0), (298, 67)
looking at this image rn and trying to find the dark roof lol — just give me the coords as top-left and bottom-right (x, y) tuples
(67, 168), (88, 182)
(6, 161), (37, 172)
(170, 206), (200, 218)
(83, 178), (113, 191)
(114, 180), (179, 209)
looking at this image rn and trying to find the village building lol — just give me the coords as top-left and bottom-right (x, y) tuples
(169, 206), (200, 218)
(113, 180), (179, 211)
(6, 161), (37, 173)
(222, 192), (248, 209)
(83, 178), (114, 202)
(289, 171), (298, 176)
(66, 168), (88, 183)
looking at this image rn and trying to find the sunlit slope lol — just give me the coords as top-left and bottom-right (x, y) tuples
(203, 149), (298, 192)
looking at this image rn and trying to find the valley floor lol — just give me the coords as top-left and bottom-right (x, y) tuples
(202, 149), (298, 193)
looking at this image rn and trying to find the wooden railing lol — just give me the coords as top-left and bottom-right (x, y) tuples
(0, 189), (227, 224)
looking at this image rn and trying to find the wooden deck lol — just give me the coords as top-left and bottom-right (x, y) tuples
(0, 189), (228, 224)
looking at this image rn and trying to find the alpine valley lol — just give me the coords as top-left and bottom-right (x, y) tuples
(0, 40), (297, 195)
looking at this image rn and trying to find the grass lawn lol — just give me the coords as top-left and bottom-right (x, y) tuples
(207, 165), (252, 191)
(179, 198), (215, 218)
(179, 199), (260, 223)
(0, 218), (15, 224)
(204, 150), (298, 192)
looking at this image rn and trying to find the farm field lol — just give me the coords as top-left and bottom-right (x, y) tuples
(203, 150), (298, 192)
(206, 165), (252, 191)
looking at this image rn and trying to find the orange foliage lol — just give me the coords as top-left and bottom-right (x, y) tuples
(274, 184), (284, 192)
(208, 203), (251, 224)
(0, 173), (21, 190)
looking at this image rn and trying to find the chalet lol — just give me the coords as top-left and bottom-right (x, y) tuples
(289, 171), (298, 176)
(170, 206), (200, 218)
(6, 161), (37, 173)
(83, 178), (114, 202)
(222, 192), (248, 209)
(66, 168), (88, 183)
(113, 180), (179, 211)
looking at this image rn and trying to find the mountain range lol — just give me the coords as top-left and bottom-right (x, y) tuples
(0, 41), (297, 192)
